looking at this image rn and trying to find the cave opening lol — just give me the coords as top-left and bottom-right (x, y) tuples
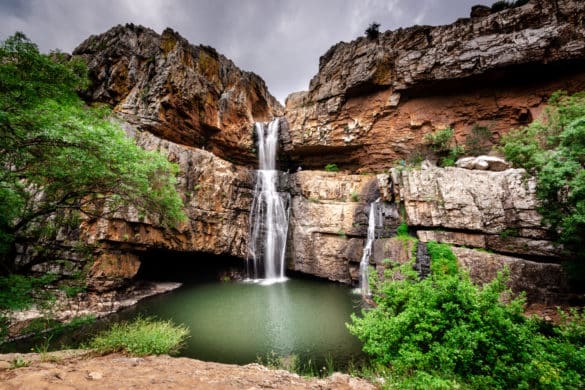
(134, 249), (246, 284)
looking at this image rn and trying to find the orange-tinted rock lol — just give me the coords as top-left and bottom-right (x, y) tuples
(74, 24), (282, 166)
(285, 0), (585, 171)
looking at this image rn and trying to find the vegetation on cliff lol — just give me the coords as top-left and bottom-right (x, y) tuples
(0, 33), (185, 273)
(501, 91), (585, 259)
(348, 242), (585, 388)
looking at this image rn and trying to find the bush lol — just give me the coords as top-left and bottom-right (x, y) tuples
(424, 127), (454, 153)
(465, 125), (493, 155)
(365, 22), (380, 40)
(395, 222), (409, 237)
(347, 242), (585, 388)
(491, 0), (511, 12)
(324, 163), (340, 172)
(0, 274), (58, 310)
(500, 91), (585, 257)
(89, 316), (189, 356)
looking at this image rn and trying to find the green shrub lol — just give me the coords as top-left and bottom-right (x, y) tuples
(364, 22), (380, 40)
(424, 127), (454, 153)
(347, 242), (585, 388)
(491, 0), (511, 12)
(89, 316), (189, 356)
(350, 190), (359, 202)
(465, 125), (493, 155)
(0, 274), (58, 310)
(324, 163), (340, 172)
(500, 90), (585, 257)
(395, 222), (409, 237)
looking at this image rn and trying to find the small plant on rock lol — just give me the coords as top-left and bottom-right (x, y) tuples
(365, 22), (381, 40)
(324, 163), (340, 172)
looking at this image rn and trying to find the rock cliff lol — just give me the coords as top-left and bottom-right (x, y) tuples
(23, 2), (585, 304)
(285, 0), (585, 171)
(74, 24), (283, 166)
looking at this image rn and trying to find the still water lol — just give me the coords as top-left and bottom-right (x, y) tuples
(122, 277), (364, 365)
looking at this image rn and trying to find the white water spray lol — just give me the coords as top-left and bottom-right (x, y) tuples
(247, 118), (290, 284)
(359, 199), (380, 297)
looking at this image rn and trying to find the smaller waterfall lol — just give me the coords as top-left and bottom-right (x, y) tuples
(359, 199), (380, 297)
(247, 118), (290, 284)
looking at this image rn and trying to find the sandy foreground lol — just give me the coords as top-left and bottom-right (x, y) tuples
(0, 351), (376, 389)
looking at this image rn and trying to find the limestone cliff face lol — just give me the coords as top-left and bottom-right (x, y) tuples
(285, 0), (585, 171)
(73, 24), (283, 166)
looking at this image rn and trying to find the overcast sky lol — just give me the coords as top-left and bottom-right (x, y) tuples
(0, 0), (491, 103)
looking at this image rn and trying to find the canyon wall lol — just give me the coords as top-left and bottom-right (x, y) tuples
(22, 1), (585, 303)
(284, 0), (585, 171)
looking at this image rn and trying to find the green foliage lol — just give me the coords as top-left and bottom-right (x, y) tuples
(0, 33), (185, 271)
(350, 190), (359, 202)
(0, 273), (58, 310)
(424, 127), (454, 153)
(9, 356), (30, 368)
(365, 22), (380, 40)
(324, 163), (340, 172)
(88, 316), (189, 356)
(465, 125), (493, 155)
(424, 127), (464, 167)
(500, 91), (585, 256)
(347, 242), (585, 388)
(395, 222), (409, 237)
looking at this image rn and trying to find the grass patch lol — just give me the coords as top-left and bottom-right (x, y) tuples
(88, 316), (189, 356)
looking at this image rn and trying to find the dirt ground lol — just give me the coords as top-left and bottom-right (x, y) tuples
(0, 351), (376, 389)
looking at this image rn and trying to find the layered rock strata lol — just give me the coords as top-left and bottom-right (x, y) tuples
(74, 24), (283, 166)
(285, 0), (585, 171)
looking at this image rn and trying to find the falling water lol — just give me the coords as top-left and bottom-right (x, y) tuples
(247, 118), (290, 283)
(359, 199), (380, 297)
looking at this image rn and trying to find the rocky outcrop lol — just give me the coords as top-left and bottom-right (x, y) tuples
(77, 124), (256, 287)
(392, 166), (561, 258)
(74, 24), (282, 166)
(285, 0), (585, 171)
(288, 171), (400, 283)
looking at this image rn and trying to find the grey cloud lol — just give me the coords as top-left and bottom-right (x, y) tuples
(0, 0), (491, 103)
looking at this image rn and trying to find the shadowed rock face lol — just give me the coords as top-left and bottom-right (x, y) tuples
(285, 0), (585, 171)
(73, 24), (283, 166)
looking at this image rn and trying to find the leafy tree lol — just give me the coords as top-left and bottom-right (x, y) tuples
(501, 91), (585, 258)
(347, 242), (585, 388)
(0, 33), (185, 272)
(365, 22), (381, 40)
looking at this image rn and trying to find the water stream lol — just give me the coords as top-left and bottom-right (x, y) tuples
(359, 199), (380, 297)
(247, 118), (290, 283)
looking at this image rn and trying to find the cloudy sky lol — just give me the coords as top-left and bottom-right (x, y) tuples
(0, 0), (491, 103)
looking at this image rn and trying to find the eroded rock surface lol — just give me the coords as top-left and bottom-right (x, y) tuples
(74, 24), (283, 166)
(285, 0), (585, 171)
(289, 171), (400, 283)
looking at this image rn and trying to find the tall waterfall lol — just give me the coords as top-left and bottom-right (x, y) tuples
(359, 199), (380, 296)
(247, 118), (290, 283)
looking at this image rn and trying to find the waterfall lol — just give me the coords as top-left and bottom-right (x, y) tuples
(359, 199), (380, 297)
(247, 118), (290, 284)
